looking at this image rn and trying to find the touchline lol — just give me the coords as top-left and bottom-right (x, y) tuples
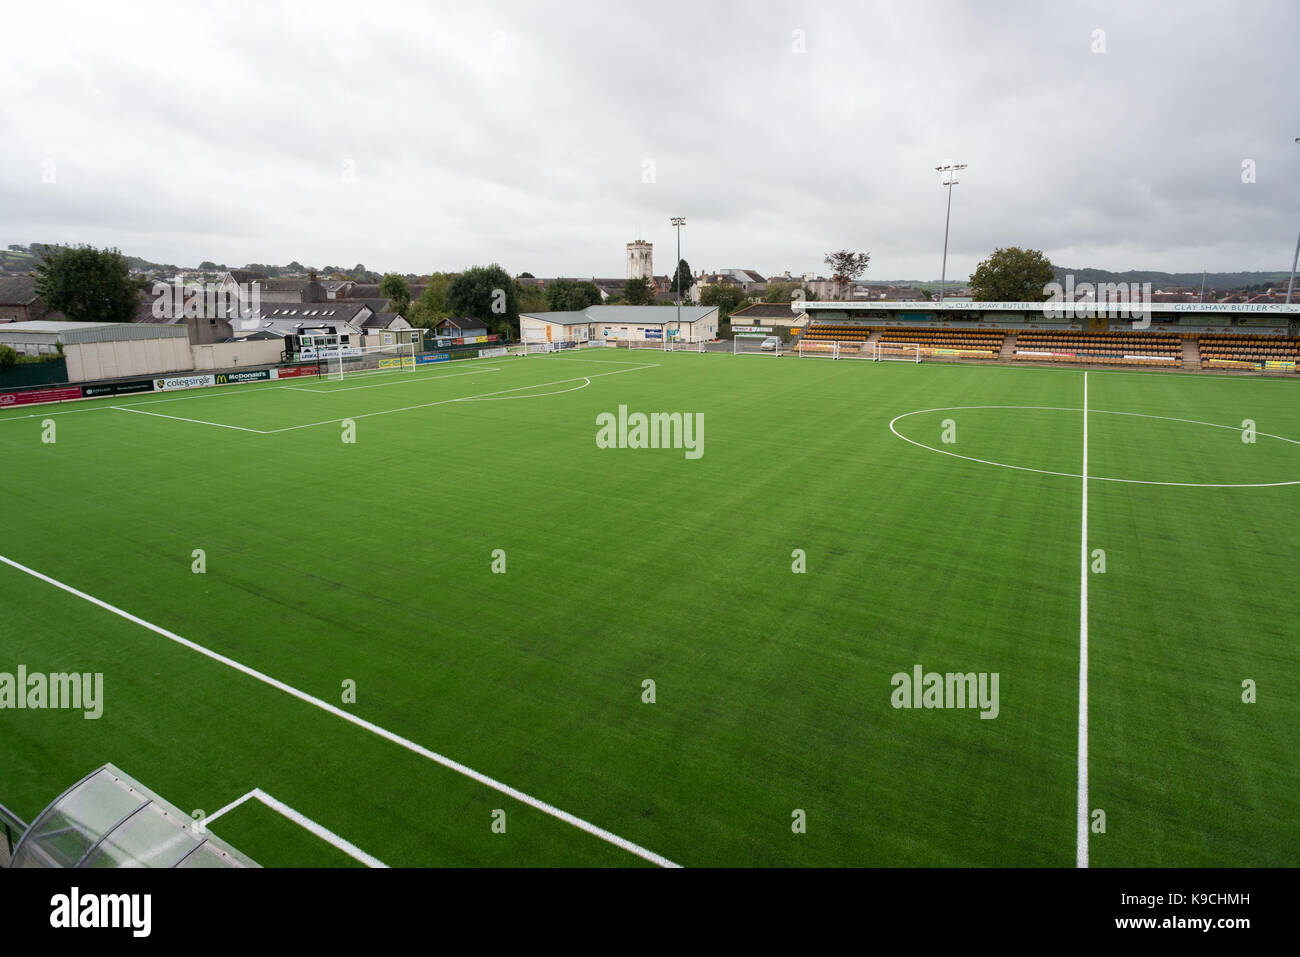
(0, 666), (104, 719)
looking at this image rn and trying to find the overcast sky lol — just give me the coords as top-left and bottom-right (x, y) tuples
(1, 0), (1297, 280)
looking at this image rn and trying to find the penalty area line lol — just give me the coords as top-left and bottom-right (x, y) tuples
(0, 552), (681, 869)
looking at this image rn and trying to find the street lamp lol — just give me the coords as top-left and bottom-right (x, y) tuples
(1288, 139), (1299, 305)
(936, 163), (967, 304)
(670, 217), (686, 338)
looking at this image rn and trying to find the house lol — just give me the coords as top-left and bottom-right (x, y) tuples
(519, 305), (720, 343)
(0, 277), (55, 323)
(436, 317), (489, 338)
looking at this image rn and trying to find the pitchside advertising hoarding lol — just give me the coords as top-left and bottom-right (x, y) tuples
(155, 374), (214, 392)
(416, 353), (450, 364)
(731, 326), (773, 334)
(81, 379), (155, 398)
(0, 386), (82, 407)
(271, 365), (318, 378)
(212, 369), (271, 385)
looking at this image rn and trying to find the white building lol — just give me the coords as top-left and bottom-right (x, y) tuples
(519, 305), (720, 343)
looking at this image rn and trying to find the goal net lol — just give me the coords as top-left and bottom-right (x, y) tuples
(325, 342), (417, 380)
(666, 338), (703, 353)
(521, 339), (578, 355)
(872, 341), (922, 363)
(734, 335), (781, 356)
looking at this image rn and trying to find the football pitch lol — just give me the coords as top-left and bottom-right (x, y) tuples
(2, 349), (1297, 867)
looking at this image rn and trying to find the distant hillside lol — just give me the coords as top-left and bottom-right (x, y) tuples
(872, 269), (1294, 292)
(1050, 268), (1293, 290)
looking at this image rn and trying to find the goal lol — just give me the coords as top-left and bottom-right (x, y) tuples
(733, 335), (781, 357)
(872, 341), (922, 363)
(797, 339), (840, 359)
(324, 342), (417, 380)
(521, 339), (578, 355)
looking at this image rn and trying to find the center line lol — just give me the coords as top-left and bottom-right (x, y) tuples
(1078, 371), (1089, 868)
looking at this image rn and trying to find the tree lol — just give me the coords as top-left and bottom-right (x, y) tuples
(823, 250), (871, 300)
(0, 344), (17, 372)
(545, 278), (602, 312)
(408, 272), (451, 328)
(379, 273), (412, 316)
(285, 260), (306, 274)
(198, 260), (219, 271)
(445, 264), (519, 338)
(32, 244), (145, 323)
(515, 279), (546, 314)
(969, 247), (1056, 302)
(672, 260), (692, 300)
(518, 272), (535, 279)
(764, 281), (810, 303)
(700, 283), (747, 322)
(623, 276), (653, 305)
(7, 244), (27, 253)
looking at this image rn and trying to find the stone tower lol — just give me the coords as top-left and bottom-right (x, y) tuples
(626, 240), (653, 281)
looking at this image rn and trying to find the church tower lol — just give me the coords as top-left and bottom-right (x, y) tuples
(626, 240), (653, 281)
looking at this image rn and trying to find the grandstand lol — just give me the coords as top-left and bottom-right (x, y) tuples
(1199, 332), (1300, 371)
(1013, 331), (1183, 368)
(792, 299), (1300, 374)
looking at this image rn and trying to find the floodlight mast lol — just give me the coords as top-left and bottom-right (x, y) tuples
(671, 217), (686, 337)
(1288, 138), (1299, 305)
(936, 163), (967, 304)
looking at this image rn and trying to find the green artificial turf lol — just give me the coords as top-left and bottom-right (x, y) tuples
(1, 351), (1296, 866)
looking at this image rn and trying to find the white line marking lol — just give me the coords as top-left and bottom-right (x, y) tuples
(1078, 373), (1089, 869)
(888, 405), (1300, 487)
(281, 368), (501, 394)
(200, 788), (387, 868)
(0, 552), (678, 868)
(455, 378), (590, 401)
(266, 364), (657, 433)
(112, 406), (268, 433)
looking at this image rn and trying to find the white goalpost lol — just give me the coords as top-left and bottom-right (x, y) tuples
(324, 341), (418, 380)
(733, 334), (781, 357)
(797, 340), (839, 359)
(872, 341), (922, 363)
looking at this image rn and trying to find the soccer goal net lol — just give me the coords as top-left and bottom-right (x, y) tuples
(872, 341), (922, 363)
(325, 342), (417, 380)
(734, 335), (781, 356)
(666, 338), (703, 353)
(521, 339), (578, 355)
(797, 339), (840, 359)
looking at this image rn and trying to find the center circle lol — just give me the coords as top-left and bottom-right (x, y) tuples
(888, 405), (1300, 488)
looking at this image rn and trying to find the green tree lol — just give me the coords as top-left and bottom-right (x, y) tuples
(518, 272), (535, 279)
(623, 276), (653, 305)
(379, 273), (412, 316)
(672, 260), (692, 300)
(700, 283), (747, 322)
(0, 343), (17, 372)
(445, 264), (519, 338)
(198, 260), (219, 271)
(515, 279), (547, 314)
(408, 272), (451, 328)
(823, 250), (871, 299)
(545, 278), (602, 312)
(969, 247), (1056, 302)
(32, 244), (145, 323)
(764, 281), (809, 303)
